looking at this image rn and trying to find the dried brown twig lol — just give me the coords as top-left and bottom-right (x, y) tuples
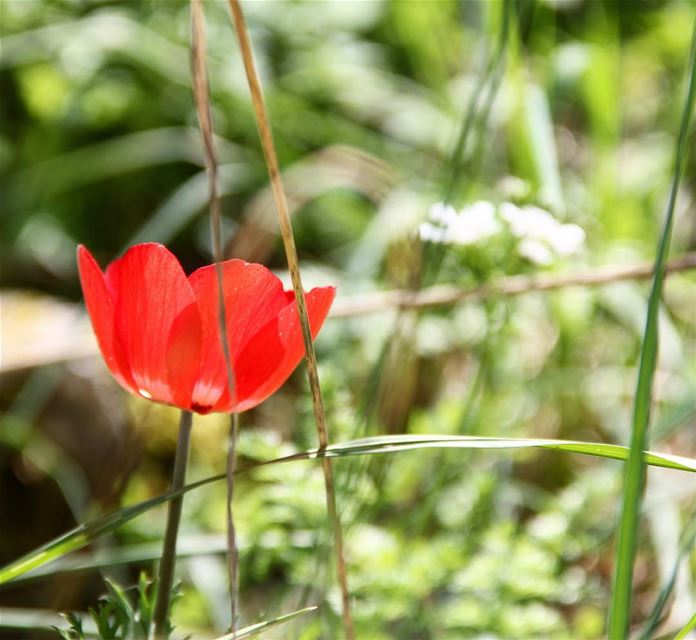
(331, 253), (696, 317)
(2, 256), (694, 375)
(225, 1), (355, 637)
(190, 0), (240, 635)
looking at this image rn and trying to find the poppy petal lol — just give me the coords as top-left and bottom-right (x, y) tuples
(105, 243), (201, 407)
(187, 260), (290, 412)
(77, 246), (136, 393)
(165, 301), (203, 411)
(214, 286), (336, 413)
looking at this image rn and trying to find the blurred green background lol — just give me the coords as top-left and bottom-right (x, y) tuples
(1, 0), (695, 638)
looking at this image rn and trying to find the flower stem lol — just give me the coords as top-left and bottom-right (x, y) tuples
(226, 412), (240, 636)
(151, 410), (193, 639)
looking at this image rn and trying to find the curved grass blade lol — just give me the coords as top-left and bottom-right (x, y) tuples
(312, 435), (696, 473)
(212, 606), (317, 640)
(2, 435), (695, 586)
(608, 15), (696, 638)
(675, 612), (696, 640)
(638, 509), (696, 640)
(444, 0), (511, 202)
(0, 607), (100, 636)
(0, 472), (224, 585)
(9, 534), (230, 585)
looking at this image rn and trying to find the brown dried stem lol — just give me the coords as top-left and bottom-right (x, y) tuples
(330, 252), (696, 318)
(190, 0), (239, 634)
(225, 1), (354, 637)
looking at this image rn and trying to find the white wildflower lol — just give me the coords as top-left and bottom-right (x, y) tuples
(428, 202), (458, 226)
(500, 203), (558, 239)
(418, 221), (447, 243)
(419, 199), (584, 264)
(500, 202), (584, 261)
(421, 200), (502, 247)
(548, 223), (585, 256)
(446, 201), (501, 245)
(518, 238), (554, 265)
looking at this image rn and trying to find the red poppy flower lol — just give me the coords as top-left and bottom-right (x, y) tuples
(77, 243), (335, 414)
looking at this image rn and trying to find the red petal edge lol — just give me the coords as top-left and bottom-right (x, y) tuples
(77, 246), (136, 394)
(215, 285), (336, 413)
(102, 243), (202, 410)
(188, 259), (291, 413)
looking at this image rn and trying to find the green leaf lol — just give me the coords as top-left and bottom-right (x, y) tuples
(608, 15), (696, 639)
(136, 572), (154, 637)
(1, 435), (694, 586)
(103, 578), (135, 637)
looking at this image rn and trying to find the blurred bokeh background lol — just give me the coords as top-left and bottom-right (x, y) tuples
(1, 0), (695, 637)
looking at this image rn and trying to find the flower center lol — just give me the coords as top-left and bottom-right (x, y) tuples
(191, 402), (213, 415)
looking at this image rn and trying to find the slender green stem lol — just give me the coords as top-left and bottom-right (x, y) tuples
(608, 14), (696, 639)
(443, 0), (511, 204)
(226, 412), (240, 636)
(151, 410), (193, 639)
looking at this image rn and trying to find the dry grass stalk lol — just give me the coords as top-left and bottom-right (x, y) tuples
(225, 0), (354, 637)
(190, 0), (239, 634)
(331, 252), (696, 317)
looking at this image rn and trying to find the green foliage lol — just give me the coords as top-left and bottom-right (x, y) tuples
(609, 15), (696, 637)
(2, 0), (696, 637)
(53, 573), (179, 640)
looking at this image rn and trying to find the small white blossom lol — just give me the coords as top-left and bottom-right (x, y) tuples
(446, 201), (501, 245)
(500, 203), (557, 239)
(421, 200), (502, 247)
(548, 223), (585, 256)
(419, 198), (584, 265)
(518, 238), (554, 265)
(418, 221), (447, 243)
(499, 202), (584, 260)
(428, 202), (458, 226)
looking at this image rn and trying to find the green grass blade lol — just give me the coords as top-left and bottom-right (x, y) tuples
(638, 509), (696, 640)
(212, 606), (317, 640)
(9, 534), (230, 585)
(2, 435), (694, 586)
(0, 472), (224, 585)
(523, 82), (564, 212)
(444, 0), (511, 202)
(312, 435), (696, 472)
(0, 607), (100, 636)
(608, 15), (696, 638)
(675, 612), (696, 640)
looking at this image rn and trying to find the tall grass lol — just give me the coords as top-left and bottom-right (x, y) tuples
(608, 15), (696, 638)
